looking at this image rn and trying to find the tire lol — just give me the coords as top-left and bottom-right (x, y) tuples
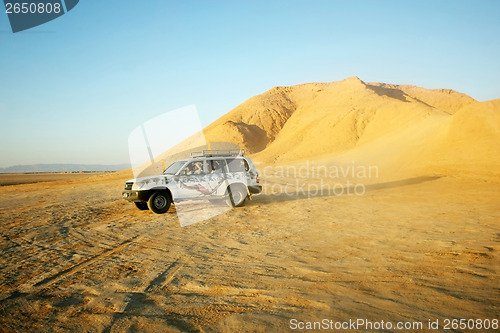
(134, 202), (149, 210)
(147, 191), (172, 214)
(226, 184), (247, 207)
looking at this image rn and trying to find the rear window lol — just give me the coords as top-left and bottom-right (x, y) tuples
(207, 159), (227, 173)
(226, 158), (248, 172)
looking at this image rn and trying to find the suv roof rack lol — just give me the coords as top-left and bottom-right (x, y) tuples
(190, 149), (245, 158)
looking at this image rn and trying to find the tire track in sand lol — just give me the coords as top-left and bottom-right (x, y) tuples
(17, 235), (144, 292)
(103, 259), (188, 333)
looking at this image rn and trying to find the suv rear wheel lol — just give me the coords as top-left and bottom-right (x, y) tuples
(148, 191), (172, 214)
(226, 184), (247, 207)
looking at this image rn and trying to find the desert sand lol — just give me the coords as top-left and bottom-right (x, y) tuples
(0, 77), (499, 332)
(0, 173), (110, 187)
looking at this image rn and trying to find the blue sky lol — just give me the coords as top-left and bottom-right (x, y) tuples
(0, 0), (499, 167)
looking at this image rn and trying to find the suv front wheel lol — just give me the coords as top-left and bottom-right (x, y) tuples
(148, 191), (172, 214)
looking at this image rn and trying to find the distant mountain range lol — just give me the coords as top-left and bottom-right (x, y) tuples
(0, 163), (129, 173)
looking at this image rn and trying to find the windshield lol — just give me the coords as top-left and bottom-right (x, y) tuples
(162, 161), (186, 175)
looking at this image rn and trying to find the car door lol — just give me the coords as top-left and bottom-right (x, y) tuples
(175, 161), (208, 199)
(205, 159), (229, 196)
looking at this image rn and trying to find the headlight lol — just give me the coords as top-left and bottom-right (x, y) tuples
(132, 178), (164, 189)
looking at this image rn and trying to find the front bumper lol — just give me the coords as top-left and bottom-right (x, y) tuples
(122, 190), (150, 202)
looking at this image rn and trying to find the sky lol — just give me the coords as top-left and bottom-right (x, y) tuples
(0, 0), (499, 168)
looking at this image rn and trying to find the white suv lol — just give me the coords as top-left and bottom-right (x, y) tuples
(122, 150), (261, 214)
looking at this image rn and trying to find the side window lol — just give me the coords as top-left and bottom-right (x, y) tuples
(226, 158), (246, 172)
(208, 159), (226, 173)
(181, 161), (204, 175)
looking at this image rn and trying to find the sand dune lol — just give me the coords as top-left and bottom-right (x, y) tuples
(423, 99), (500, 178)
(203, 86), (299, 153)
(200, 77), (499, 180)
(132, 76), (498, 180)
(326, 98), (500, 180)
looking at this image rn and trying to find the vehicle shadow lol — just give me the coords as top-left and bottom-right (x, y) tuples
(252, 176), (442, 204)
